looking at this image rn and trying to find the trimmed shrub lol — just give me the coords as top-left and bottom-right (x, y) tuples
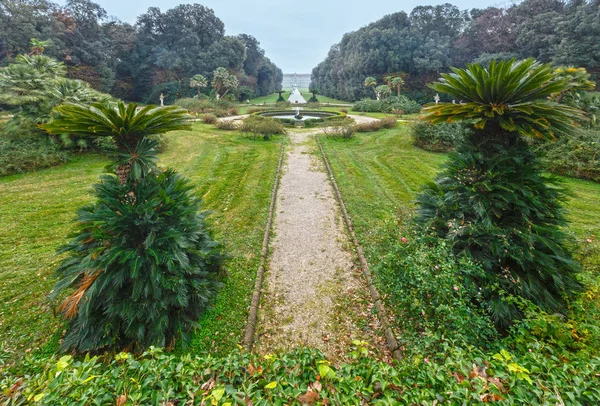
(215, 120), (239, 131)
(411, 121), (468, 152)
(174, 98), (236, 116)
(353, 96), (421, 114)
(353, 117), (397, 132)
(0, 136), (67, 176)
(200, 113), (218, 124)
(247, 107), (268, 114)
(241, 116), (285, 140)
(323, 122), (355, 139)
(536, 128), (600, 181)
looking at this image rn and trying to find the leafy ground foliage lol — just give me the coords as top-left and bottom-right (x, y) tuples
(0, 123), (280, 358)
(3, 344), (600, 404)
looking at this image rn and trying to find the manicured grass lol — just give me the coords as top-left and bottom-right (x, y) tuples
(248, 92), (350, 105)
(0, 123), (280, 357)
(319, 124), (600, 308)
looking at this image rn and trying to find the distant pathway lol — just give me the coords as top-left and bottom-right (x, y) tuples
(347, 114), (380, 124)
(256, 129), (388, 361)
(219, 114), (249, 122)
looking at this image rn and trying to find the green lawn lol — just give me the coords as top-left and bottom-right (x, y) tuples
(248, 92), (350, 105)
(0, 123), (281, 357)
(320, 124), (600, 305)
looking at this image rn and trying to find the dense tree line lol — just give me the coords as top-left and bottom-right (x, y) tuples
(311, 0), (600, 102)
(0, 0), (282, 103)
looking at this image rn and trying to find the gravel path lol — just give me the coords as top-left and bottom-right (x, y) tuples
(218, 114), (250, 122)
(256, 129), (388, 361)
(347, 114), (381, 124)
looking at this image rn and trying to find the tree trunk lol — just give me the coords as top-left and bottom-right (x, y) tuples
(116, 163), (132, 185)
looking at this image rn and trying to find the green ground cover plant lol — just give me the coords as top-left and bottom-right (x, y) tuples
(0, 122), (280, 359)
(3, 342), (600, 404)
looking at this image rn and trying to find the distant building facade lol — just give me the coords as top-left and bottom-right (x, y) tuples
(282, 73), (311, 90)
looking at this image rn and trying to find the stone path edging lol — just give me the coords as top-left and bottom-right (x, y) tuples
(242, 136), (286, 351)
(316, 136), (404, 362)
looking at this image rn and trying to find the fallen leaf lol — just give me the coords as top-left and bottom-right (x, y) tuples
(116, 394), (127, 406)
(297, 390), (319, 405)
(312, 381), (322, 392)
(453, 372), (465, 383)
(201, 377), (216, 391)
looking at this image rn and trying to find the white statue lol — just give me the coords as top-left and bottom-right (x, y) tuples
(159, 93), (165, 106)
(434, 93), (440, 104)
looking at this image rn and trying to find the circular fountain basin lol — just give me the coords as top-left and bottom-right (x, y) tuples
(257, 110), (341, 121)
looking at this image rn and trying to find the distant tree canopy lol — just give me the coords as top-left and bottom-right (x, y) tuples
(311, 1), (600, 102)
(0, 0), (282, 103)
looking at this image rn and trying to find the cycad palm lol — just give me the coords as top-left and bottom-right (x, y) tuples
(425, 59), (583, 139)
(418, 59), (584, 329)
(42, 101), (220, 353)
(42, 101), (191, 183)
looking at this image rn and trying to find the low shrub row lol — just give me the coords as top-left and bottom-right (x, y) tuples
(241, 116), (285, 140)
(353, 96), (422, 114)
(0, 136), (68, 176)
(215, 120), (238, 131)
(536, 128), (600, 182)
(3, 344), (599, 405)
(353, 117), (397, 132)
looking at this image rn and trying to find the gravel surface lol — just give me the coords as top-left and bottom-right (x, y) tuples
(347, 114), (381, 124)
(256, 129), (389, 361)
(218, 114), (250, 122)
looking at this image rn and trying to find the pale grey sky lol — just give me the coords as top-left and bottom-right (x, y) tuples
(60, 0), (509, 73)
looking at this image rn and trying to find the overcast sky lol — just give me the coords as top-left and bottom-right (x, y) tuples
(59, 0), (508, 73)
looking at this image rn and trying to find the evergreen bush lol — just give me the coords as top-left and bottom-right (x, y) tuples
(42, 102), (222, 352)
(418, 59), (584, 329)
(411, 121), (468, 152)
(241, 116), (285, 140)
(0, 134), (67, 176)
(353, 96), (421, 114)
(536, 128), (600, 181)
(200, 113), (218, 124)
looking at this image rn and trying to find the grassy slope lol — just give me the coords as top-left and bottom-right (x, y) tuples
(0, 123), (280, 357)
(320, 124), (600, 306)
